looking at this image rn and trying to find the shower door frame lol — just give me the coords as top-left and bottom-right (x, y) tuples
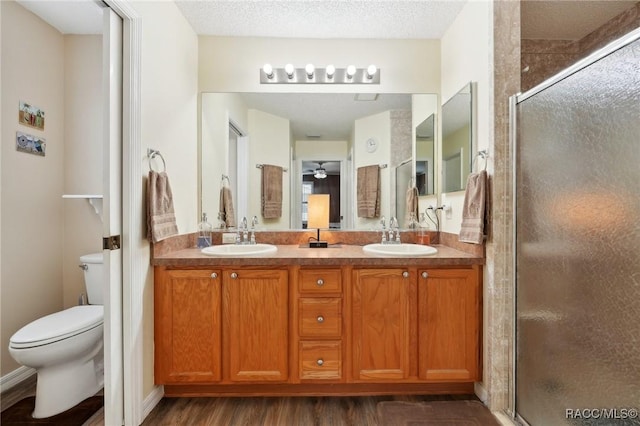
(510, 26), (640, 425)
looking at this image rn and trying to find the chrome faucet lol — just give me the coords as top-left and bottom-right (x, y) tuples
(380, 216), (387, 243)
(250, 216), (259, 244)
(380, 216), (401, 244)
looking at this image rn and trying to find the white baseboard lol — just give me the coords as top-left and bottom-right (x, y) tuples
(474, 381), (489, 403)
(494, 411), (518, 426)
(142, 385), (164, 421)
(0, 366), (36, 393)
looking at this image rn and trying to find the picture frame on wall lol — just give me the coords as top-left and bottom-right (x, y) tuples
(16, 131), (46, 157)
(18, 100), (45, 131)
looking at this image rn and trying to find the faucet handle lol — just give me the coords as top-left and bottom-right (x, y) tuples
(251, 215), (259, 228)
(380, 216), (386, 229)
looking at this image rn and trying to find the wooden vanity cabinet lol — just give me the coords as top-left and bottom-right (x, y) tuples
(224, 269), (289, 382)
(296, 268), (344, 382)
(155, 266), (289, 385)
(351, 268), (415, 381)
(418, 267), (481, 382)
(154, 268), (222, 383)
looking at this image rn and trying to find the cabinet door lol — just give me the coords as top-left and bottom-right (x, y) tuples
(352, 269), (413, 380)
(155, 269), (221, 383)
(418, 268), (480, 381)
(224, 269), (289, 382)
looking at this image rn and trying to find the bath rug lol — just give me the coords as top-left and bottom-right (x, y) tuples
(377, 400), (501, 426)
(1, 395), (103, 425)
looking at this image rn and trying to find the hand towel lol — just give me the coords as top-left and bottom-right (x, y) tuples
(219, 185), (236, 228)
(146, 170), (178, 243)
(357, 165), (381, 218)
(261, 165), (283, 219)
(459, 170), (487, 244)
(406, 185), (419, 226)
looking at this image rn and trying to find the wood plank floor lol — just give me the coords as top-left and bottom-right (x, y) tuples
(2, 378), (479, 425)
(142, 394), (479, 426)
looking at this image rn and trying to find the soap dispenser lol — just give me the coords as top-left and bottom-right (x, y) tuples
(418, 213), (431, 245)
(197, 213), (212, 248)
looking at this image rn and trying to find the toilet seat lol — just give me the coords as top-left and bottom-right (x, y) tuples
(10, 305), (103, 349)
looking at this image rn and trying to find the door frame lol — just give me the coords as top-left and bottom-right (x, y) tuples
(103, 1), (143, 425)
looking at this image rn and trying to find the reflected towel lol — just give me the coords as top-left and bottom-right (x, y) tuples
(406, 185), (419, 226)
(219, 186), (236, 228)
(459, 170), (487, 244)
(146, 170), (178, 243)
(261, 165), (283, 219)
(357, 165), (381, 218)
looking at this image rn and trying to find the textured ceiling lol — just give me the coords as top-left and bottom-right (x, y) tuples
(174, 0), (467, 39)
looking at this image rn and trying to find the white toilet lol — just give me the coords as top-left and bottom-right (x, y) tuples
(9, 252), (105, 418)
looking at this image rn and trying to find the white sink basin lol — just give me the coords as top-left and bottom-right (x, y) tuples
(201, 243), (278, 257)
(362, 243), (438, 257)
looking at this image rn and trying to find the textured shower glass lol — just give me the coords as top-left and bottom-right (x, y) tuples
(515, 38), (640, 425)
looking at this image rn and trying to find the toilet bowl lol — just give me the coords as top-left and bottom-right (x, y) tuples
(8, 253), (104, 418)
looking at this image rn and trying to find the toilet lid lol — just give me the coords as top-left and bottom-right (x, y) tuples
(10, 305), (103, 349)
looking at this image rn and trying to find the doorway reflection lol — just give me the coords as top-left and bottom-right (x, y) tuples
(301, 161), (341, 229)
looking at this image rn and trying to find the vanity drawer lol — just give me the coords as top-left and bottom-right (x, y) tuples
(299, 341), (342, 381)
(299, 298), (342, 338)
(299, 269), (342, 294)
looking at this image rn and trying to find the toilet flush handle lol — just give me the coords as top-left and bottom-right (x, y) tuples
(78, 263), (88, 271)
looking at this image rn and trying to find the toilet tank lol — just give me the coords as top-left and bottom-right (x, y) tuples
(79, 252), (104, 305)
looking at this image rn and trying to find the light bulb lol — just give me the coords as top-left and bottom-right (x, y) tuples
(366, 64), (377, 79)
(326, 64), (336, 78)
(346, 65), (356, 79)
(305, 63), (315, 78)
(262, 63), (274, 79)
(285, 63), (295, 78)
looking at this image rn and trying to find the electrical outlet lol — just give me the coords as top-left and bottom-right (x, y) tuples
(222, 232), (237, 244)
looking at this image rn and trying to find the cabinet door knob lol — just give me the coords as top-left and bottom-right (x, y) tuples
(316, 359), (324, 366)
(211, 272), (218, 279)
(317, 315), (324, 323)
(402, 271), (409, 278)
(316, 278), (324, 286)
(422, 271), (428, 279)
(230, 272), (238, 279)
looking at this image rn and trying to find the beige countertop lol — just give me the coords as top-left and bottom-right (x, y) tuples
(152, 244), (484, 267)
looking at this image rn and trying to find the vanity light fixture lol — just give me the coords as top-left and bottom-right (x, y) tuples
(262, 63), (274, 79)
(305, 63), (315, 79)
(346, 65), (356, 79)
(366, 64), (378, 79)
(259, 64), (380, 84)
(285, 63), (295, 79)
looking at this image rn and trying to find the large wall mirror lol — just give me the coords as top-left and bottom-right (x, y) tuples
(441, 82), (475, 193)
(201, 92), (437, 230)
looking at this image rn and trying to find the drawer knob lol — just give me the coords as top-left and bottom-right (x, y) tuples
(230, 272), (238, 279)
(422, 271), (428, 279)
(402, 271), (409, 278)
(211, 272), (218, 279)
(317, 315), (324, 323)
(316, 359), (324, 366)
(316, 278), (324, 286)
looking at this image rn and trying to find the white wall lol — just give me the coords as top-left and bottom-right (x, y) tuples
(1, 0), (65, 376)
(199, 37), (440, 94)
(63, 35), (103, 308)
(439, 1), (492, 235)
(131, 0), (199, 398)
(247, 109), (291, 228)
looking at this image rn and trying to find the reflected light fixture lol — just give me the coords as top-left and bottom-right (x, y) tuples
(314, 162), (327, 179)
(260, 64), (380, 84)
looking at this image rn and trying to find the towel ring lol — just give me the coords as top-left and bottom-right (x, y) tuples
(472, 150), (488, 172)
(147, 148), (166, 173)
